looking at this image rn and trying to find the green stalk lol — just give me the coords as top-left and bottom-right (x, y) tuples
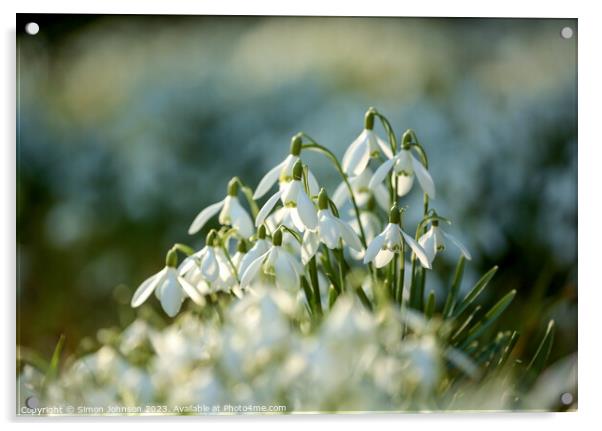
(308, 256), (323, 316)
(443, 256), (466, 318)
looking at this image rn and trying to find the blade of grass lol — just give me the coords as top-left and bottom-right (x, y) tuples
(453, 265), (498, 317)
(45, 334), (65, 382)
(526, 320), (555, 375)
(443, 256), (466, 318)
(425, 290), (436, 319)
(460, 290), (516, 349)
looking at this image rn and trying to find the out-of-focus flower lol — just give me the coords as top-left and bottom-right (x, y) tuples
(418, 222), (471, 264)
(342, 110), (392, 177)
(332, 167), (389, 211)
(363, 205), (431, 269)
(240, 228), (303, 291)
(255, 160), (318, 231)
(131, 248), (204, 317)
(188, 178), (254, 237)
(253, 135), (319, 199)
(369, 146), (435, 199)
(301, 189), (363, 264)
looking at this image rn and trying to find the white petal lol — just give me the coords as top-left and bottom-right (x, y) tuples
(131, 268), (167, 308)
(301, 230), (321, 265)
(336, 219), (363, 252)
(376, 135), (394, 159)
(332, 182), (349, 209)
(238, 240), (269, 276)
(218, 196), (232, 225)
(296, 189), (318, 230)
(255, 190), (282, 227)
(401, 230), (432, 269)
(178, 276), (206, 306)
(363, 232), (386, 263)
(418, 227), (437, 265)
(159, 269), (184, 317)
(374, 249), (394, 268)
(411, 155), (436, 199)
(274, 250), (299, 291)
(285, 250), (304, 277)
(240, 250), (269, 288)
(228, 197), (254, 237)
(342, 130), (371, 177)
(254, 160), (285, 199)
(369, 157), (396, 190)
(188, 199), (225, 235)
(307, 169), (320, 197)
(290, 209), (306, 232)
(443, 231), (472, 260)
(200, 248), (219, 282)
(395, 174), (415, 197)
(373, 182), (390, 211)
(318, 212), (340, 249)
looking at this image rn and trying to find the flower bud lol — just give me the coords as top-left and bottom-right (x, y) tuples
(206, 229), (218, 247)
(388, 204), (401, 224)
(165, 247), (178, 268)
(237, 239), (248, 253)
(290, 134), (302, 156)
(401, 129), (413, 149)
(272, 227), (283, 246)
(257, 224), (267, 240)
(227, 177), (239, 196)
(318, 188), (329, 210)
(364, 108), (375, 130)
(292, 160), (304, 181)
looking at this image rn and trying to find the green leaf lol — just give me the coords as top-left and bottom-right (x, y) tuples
(454, 265), (498, 317)
(496, 330), (520, 369)
(425, 290), (436, 319)
(460, 290), (516, 348)
(443, 256), (466, 318)
(527, 320), (555, 376)
(45, 334), (66, 382)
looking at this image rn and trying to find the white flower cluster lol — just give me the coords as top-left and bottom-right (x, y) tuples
(25, 289), (494, 413)
(130, 108), (471, 317)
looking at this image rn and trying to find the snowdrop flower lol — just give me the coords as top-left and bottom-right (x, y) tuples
(131, 247), (205, 317)
(255, 160), (318, 232)
(238, 225), (271, 277)
(332, 167), (389, 211)
(369, 130), (435, 199)
(348, 209), (382, 260)
(188, 177), (253, 237)
(253, 135), (319, 200)
(363, 205), (431, 269)
(418, 220), (472, 265)
(342, 109), (393, 177)
(179, 231), (238, 295)
(240, 228), (304, 291)
(301, 189), (363, 265)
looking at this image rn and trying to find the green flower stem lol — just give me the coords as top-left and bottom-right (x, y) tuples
(234, 177), (259, 219)
(172, 243), (195, 256)
(320, 246), (340, 293)
(396, 245), (405, 304)
(220, 245), (240, 283)
(373, 111), (398, 156)
(443, 256), (466, 318)
(299, 135), (376, 281)
(308, 256), (323, 316)
(334, 246), (346, 292)
(300, 276), (316, 316)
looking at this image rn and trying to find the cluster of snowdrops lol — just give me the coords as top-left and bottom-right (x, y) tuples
(19, 108), (557, 414)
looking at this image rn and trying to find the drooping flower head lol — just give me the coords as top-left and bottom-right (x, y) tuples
(301, 188), (363, 265)
(131, 246), (205, 317)
(342, 109), (393, 177)
(418, 219), (472, 265)
(240, 227), (304, 292)
(363, 204), (431, 269)
(255, 160), (318, 232)
(188, 177), (254, 237)
(253, 134), (320, 200)
(369, 129), (435, 199)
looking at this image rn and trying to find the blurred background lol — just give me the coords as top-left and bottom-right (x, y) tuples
(17, 16), (577, 367)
